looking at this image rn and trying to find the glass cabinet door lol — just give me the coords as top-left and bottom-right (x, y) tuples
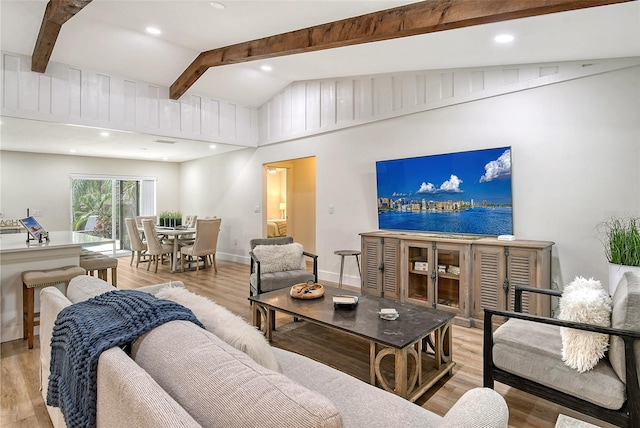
(436, 246), (461, 309)
(407, 244), (433, 304)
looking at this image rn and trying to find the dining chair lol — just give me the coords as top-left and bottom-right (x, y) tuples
(125, 217), (148, 268)
(180, 218), (222, 272)
(141, 219), (173, 273)
(184, 215), (198, 228)
(135, 215), (157, 228)
(177, 215), (198, 247)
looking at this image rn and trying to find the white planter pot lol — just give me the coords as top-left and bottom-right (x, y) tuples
(608, 263), (640, 296)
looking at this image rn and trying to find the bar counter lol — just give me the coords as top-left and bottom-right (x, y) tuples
(0, 231), (114, 342)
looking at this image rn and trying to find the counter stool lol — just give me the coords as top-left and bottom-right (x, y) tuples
(334, 250), (361, 288)
(80, 251), (118, 287)
(21, 265), (86, 349)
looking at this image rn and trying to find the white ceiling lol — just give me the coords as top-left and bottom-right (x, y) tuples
(1, 0), (639, 162)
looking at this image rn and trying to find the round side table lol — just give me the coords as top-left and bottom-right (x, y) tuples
(334, 250), (361, 288)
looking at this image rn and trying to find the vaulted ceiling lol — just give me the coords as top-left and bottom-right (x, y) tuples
(1, 0), (639, 161)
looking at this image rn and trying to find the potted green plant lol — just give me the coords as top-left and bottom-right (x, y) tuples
(159, 211), (171, 227)
(600, 216), (640, 295)
(170, 211), (182, 228)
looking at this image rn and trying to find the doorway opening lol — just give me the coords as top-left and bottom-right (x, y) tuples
(264, 157), (316, 253)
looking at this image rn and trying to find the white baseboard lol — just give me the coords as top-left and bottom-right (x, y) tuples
(217, 252), (250, 265)
(318, 269), (362, 289)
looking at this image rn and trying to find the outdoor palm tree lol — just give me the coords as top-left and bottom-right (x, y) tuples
(72, 178), (140, 241)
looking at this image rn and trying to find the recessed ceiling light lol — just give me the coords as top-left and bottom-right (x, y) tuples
(100, 131), (109, 137)
(209, 144), (216, 149)
(146, 27), (161, 35)
(260, 65), (272, 72)
(494, 34), (514, 43)
(162, 157), (169, 161)
(69, 149), (77, 153)
(210, 1), (226, 9)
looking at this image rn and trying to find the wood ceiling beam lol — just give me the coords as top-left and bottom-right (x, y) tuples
(170, 0), (633, 100)
(32, 0), (93, 73)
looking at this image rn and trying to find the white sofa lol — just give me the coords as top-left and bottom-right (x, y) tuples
(39, 275), (509, 428)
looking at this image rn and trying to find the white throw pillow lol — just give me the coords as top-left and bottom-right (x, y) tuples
(252, 243), (306, 273)
(155, 286), (280, 372)
(558, 276), (612, 373)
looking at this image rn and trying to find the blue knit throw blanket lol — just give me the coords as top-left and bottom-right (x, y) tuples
(46, 289), (204, 428)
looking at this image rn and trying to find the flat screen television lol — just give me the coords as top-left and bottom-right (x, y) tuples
(376, 147), (513, 236)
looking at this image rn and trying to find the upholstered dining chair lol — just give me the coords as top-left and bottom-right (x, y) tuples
(125, 217), (148, 268)
(180, 218), (222, 272)
(184, 215), (198, 228)
(135, 215), (157, 228)
(141, 219), (173, 273)
(249, 236), (318, 296)
(177, 215), (198, 247)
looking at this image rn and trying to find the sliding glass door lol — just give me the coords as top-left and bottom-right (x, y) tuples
(71, 176), (155, 253)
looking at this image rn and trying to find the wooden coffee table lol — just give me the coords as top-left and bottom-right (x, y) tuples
(249, 286), (455, 402)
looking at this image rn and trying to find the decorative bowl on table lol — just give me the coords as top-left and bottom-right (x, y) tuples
(290, 281), (325, 299)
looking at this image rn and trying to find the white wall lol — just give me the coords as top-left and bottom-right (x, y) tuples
(180, 66), (640, 289)
(1, 52), (258, 147)
(0, 151), (181, 230)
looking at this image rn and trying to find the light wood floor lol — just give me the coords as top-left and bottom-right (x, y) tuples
(1, 256), (613, 428)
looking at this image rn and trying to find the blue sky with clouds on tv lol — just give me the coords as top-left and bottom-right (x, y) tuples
(376, 147), (512, 204)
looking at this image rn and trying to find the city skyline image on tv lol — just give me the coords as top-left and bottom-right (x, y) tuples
(376, 146), (513, 236)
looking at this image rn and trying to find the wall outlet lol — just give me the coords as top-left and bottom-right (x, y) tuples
(32, 210), (43, 217)
(253, 205), (260, 213)
(0, 211), (4, 218)
(328, 205), (334, 214)
(233, 239), (238, 246)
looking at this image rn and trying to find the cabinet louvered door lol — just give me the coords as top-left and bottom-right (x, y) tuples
(361, 236), (383, 296)
(472, 246), (506, 319)
(507, 249), (537, 314)
(382, 238), (400, 299)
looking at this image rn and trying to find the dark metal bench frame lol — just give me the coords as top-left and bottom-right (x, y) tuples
(483, 285), (640, 427)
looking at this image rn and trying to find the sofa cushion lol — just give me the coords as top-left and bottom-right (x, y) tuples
(132, 320), (342, 428)
(67, 275), (116, 302)
(253, 243), (306, 273)
(558, 277), (612, 372)
(493, 318), (625, 410)
(39, 287), (72, 395)
(273, 347), (441, 427)
(609, 270), (640, 384)
(67, 275), (184, 302)
(439, 387), (509, 428)
(96, 347), (201, 428)
(155, 286), (280, 372)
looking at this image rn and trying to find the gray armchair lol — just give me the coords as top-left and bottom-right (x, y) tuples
(249, 236), (318, 296)
(484, 271), (640, 427)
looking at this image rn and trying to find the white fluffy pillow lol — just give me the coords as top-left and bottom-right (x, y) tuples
(155, 286), (280, 372)
(558, 276), (612, 373)
(253, 243), (305, 273)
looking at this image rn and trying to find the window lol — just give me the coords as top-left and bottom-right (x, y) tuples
(70, 175), (156, 253)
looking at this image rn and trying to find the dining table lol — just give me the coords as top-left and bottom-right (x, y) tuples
(140, 226), (196, 273)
